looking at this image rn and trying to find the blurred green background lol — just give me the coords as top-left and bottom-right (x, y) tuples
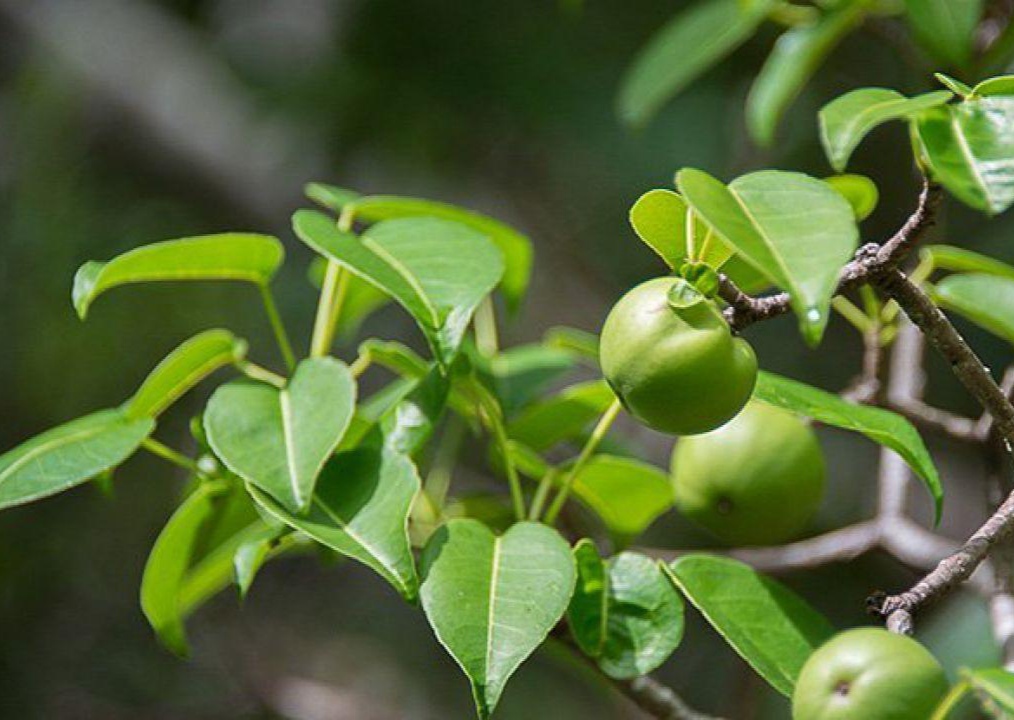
(0, 1), (1011, 717)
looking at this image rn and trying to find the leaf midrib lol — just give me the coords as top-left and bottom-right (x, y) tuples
(0, 420), (119, 484)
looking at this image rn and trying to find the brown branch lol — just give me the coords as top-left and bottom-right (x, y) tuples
(613, 676), (727, 720)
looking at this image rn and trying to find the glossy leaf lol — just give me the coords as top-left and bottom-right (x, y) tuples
(293, 210), (504, 363)
(665, 554), (835, 696)
(914, 97), (1014, 215)
(678, 168), (858, 344)
(935, 273), (1014, 346)
(249, 444), (420, 600)
(419, 519), (576, 718)
(568, 540), (608, 657)
(343, 195), (532, 313)
(0, 409), (153, 510)
(569, 455), (674, 544)
(966, 668), (1014, 714)
(507, 380), (615, 451)
(618, 0), (773, 127)
(72, 233), (283, 319)
(904, 0), (983, 68)
(922, 245), (1014, 279)
(754, 371), (943, 521)
(824, 174), (879, 221)
(973, 75), (1014, 97)
(819, 88), (951, 172)
(140, 483), (219, 656)
(747, 1), (868, 147)
(629, 189), (731, 270)
(126, 330), (246, 419)
(205, 358), (356, 514)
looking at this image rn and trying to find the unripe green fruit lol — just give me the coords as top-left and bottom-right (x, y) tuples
(599, 277), (757, 436)
(792, 627), (949, 720)
(671, 401), (825, 546)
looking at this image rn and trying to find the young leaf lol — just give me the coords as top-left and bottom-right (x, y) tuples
(818, 88), (952, 172)
(205, 357), (356, 514)
(754, 371), (943, 522)
(618, 0), (773, 127)
(935, 273), (1014, 346)
(665, 554), (835, 696)
(678, 169), (858, 344)
(0, 409), (153, 510)
(507, 380), (616, 451)
(629, 189), (687, 269)
(72, 233), (284, 319)
(419, 519), (576, 719)
(922, 245), (1014, 279)
(746, 1), (868, 147)
(936, 73), (973, 97)
(140, 483), (220, 656)
(568, 455), (674, 545)
(914, 97), (1014, 215)
(343, 195), (532, 313)
(965, 667), (1014, 714)
(972, 75), (1014, 98)
(904, 0), (984, 69)
(824, 174), (879, 221)
(125, 330), (247, 419)
(248, 444), (420, 600)
(293, 210), (504, 364)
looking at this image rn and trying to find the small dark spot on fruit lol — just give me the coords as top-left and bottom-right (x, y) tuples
(834, 681), (851, 697)
(716, 496), (734, 515)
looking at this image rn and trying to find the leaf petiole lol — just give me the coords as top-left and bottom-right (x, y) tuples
(258, 284), (297, 371)
(141, 438), (203, 476)
(235, 360), (286, 388)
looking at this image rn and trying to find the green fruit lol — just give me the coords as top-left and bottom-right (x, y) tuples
(792, 627), (949, 720)
(599, 277), (757, 436)
(671, 401), (825, 546)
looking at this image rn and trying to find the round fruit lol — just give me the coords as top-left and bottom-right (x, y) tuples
(671, 401), (825, 546)
(599, 277), (757, 436)
(792, 627), (949, 720)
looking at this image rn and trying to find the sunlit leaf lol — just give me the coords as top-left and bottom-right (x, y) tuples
(419, 519), (576, 718)
(0, 409), (153, 510)
(824, 174), (879, 221)
(973, 75), (1014, 97)
(665, 554), (835, 696)
(72, 233), (283, 319)
(569, 455), (674, 544)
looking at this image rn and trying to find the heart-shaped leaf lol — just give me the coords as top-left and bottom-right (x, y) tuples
(420, 519), (576, 718)
(205, 357), (356, 514)
(935, 273), (1014, 346)
(754, 371), (943, 522)
(72, 233), (283, 319)
(678, 168), (858, 344)
(0, 409), (153, 510)
(747, 1), (868, 147)
(568, 543), (684, 679)
(126, 330), (247, 419)
(819, 88), (952, 172)
(665, 554), (835, 696)
(249, 442), (420, 599)
(293, 210), (504, 364)
(914, 97), (1014, 215)
(618, 0), (773, 127)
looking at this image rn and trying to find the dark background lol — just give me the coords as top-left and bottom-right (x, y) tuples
(0, 1), (1009, 717)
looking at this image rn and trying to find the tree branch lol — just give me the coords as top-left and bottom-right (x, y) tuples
(612, 676), (727, 720)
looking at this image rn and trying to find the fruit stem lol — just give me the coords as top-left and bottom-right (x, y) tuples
(543, 398), (622, 524)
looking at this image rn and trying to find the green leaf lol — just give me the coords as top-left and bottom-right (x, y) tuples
(543, 326), (599, 365)
(754, 371), (943, 521)
(484, 343), (576, 415)
(922, 245), (1014, 279)
(966, 667), (1014, 714)
(973, 75), (1014, 98)
(304, 182), (361, 213)
(914, 97), (1014, 215)
(935, 273), (1014, 346)
(747, 1), (869, 147)
(419, 519), (576, 718)
(665, 554), (835, 696)
(344, 195), (532, 313)
(378, 364), (450, 456)
(904, 0), (983, 68)
(248, 444), (420, 600)
(0, 409), (153, 510)
(125, 330), (246, 419)
(629, 189), (686, 269)
(618, 0), (773, 127)
(569, 544), (684, 679)
(308, 257), (392, 340)
(570, 455), (674, 544)
(205, 357), (356, 514)
(293, 210), (505, 364)
(824, 174), (879, 221)
(72, 233), (284, 319)
(140, 483), (220, 656)
(678, 168), (858, 344)
(507, 380), (615, 451)
(818, 88), (952, 172)
(233, 524), (289, 598)
(936, 73), (973, 97)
